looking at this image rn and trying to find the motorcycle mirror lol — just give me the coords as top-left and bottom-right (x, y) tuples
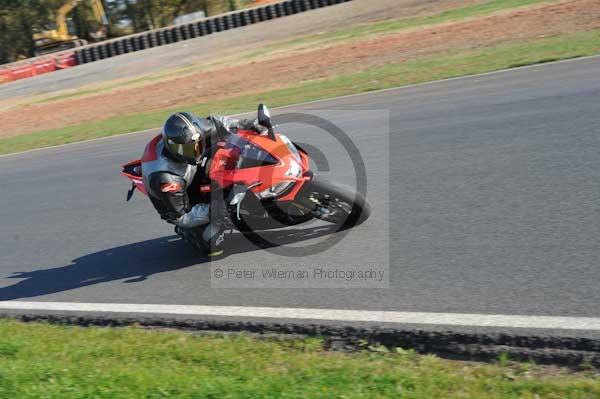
(257, 104), (271, 128)
(257, 104), (276, 141)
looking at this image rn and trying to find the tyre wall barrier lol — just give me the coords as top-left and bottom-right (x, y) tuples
(74, 0), (353, 65)
(55, 52), (77, 69)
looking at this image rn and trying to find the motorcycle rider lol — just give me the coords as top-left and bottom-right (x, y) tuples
(141, 112), (261, 257)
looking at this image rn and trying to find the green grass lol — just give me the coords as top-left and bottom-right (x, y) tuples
(2, 29), (600, 155)
(32, 78), (153, 104)
(242, 0), (560, 58)
(0, 319), (598, 398)
(32, 67), (201, 104)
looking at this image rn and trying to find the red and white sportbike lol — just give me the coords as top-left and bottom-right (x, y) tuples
(121, 104), (370, 237)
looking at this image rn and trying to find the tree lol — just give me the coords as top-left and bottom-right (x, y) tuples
(0, 0), (49, 62)
(0, 0), (254, 64)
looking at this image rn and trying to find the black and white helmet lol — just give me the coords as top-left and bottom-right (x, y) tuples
(162, 112), (214, 164)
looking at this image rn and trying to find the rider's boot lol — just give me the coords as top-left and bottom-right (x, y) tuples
(200, 221), (226, 258)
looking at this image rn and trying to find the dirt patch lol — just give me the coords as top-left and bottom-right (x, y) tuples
(0, 0), (598, 138)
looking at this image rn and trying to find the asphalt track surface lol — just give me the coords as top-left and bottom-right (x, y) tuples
(1, 56), (599, 337)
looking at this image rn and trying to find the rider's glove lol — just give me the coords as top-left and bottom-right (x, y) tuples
(238, 118), (267, 134)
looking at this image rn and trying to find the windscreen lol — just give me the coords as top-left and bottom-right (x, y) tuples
(226, 135), (279, 169)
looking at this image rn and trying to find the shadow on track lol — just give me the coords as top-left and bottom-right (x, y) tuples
(0, 224), (337, 301)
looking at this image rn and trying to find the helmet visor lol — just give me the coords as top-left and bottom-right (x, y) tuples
(165, 139), (200, 163)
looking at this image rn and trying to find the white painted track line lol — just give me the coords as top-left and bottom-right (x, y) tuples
(1, 301), (600, 330)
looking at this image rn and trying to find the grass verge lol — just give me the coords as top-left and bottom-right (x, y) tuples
(243, 0), (561, 58)
(0, 320), (598, 398)
(1, 29), (599, 155)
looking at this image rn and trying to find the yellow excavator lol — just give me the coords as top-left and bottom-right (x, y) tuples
(33, 0), (108, 56)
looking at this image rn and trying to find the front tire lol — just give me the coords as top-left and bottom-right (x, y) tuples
(297, 177), (370, 228)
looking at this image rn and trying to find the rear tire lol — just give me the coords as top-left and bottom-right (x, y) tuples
(298, 177), (370, 227)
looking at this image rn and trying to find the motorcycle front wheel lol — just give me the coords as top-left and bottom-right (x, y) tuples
(296, 176), (370, 228)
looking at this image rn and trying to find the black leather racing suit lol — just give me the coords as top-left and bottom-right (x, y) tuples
(141, 115), (256, 253)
